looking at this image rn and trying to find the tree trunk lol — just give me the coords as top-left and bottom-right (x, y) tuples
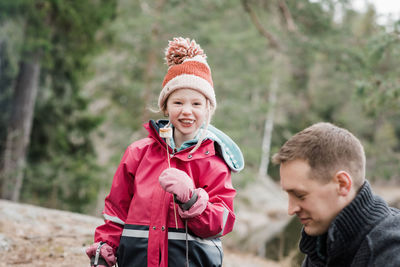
(258, 71), (278, 179)
(1, 53), (41, 201)
(242, 0), (283, 180)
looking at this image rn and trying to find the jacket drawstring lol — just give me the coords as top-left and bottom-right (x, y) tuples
(185, 220), (189, 267)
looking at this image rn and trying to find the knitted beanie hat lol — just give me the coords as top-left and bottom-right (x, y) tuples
(158, 37), (216, 113)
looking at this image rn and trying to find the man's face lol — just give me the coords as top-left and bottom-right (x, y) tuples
(280, 159), (343, 236)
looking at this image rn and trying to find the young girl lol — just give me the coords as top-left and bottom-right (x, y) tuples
(86, 37), (244, 267)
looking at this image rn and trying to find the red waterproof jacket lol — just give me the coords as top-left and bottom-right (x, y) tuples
(94, 120), (242, 266)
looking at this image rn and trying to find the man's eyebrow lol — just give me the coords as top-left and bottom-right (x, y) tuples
(286, 189), (307, 194)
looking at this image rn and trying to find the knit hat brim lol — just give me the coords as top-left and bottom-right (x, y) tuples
(158, 73), (216, 112)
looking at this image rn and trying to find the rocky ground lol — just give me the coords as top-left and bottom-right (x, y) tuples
(1, 182), (398, 267)
(0, 200), (282, 267)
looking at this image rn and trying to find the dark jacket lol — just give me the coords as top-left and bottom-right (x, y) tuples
(300, 181), (400, 267)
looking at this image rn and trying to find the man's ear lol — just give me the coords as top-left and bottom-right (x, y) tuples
(334, 171), (352, 196)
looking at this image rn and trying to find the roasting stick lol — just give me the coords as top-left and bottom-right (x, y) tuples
(159, 126), (179, 229)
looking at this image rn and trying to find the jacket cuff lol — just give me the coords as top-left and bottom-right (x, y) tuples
(178, 188), (209, 219)
(174, 190), (198, 211)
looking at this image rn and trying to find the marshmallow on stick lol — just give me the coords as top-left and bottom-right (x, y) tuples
(160, 127), (172, 138)
(160, 125), (178, 228)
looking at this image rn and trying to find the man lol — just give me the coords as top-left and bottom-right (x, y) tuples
(272, 122), (400, 266)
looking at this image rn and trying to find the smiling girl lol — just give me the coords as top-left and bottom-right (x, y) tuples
(86, 37), (244, 267)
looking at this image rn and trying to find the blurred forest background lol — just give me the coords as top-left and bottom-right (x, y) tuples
(0, 0), (400, 264)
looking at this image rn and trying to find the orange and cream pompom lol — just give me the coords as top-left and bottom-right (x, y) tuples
(158, 37), (216, 113)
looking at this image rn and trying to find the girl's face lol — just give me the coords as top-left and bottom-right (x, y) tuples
(166, 88), (208, 147)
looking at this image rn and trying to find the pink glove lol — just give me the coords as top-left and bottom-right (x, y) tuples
(178, 187), (209, 218)
(159, 168), (194, 203)
(86, 242), (116, 267)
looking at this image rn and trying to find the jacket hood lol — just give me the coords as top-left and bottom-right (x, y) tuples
(204, 124), (244, 173)
(147, 120), (244, 173)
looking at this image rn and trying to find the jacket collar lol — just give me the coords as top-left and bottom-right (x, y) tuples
(144, 120), (244, 173)
(144, 120), (169, 148)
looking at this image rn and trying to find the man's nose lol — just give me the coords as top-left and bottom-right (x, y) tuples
(288, 196), (300, 216)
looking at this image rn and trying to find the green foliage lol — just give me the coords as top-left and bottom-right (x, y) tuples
(24, 152), (103, 213)
(287, 0), (334, 35)
(242, 0), (400, 183)
(356, 32), (400, 115)
(0, 20), (24, 154)
(1, 0), (117, 211)
(2, 0), (400, 213)
(22, 0), (117, 211)
(89, 0), (400, 188)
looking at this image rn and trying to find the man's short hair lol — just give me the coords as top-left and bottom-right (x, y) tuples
(272, 122), (366, 189)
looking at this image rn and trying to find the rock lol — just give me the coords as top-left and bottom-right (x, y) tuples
(223, 177), (291, 258)
(0, 199), (281, 266)
(0, 234), (11, 252)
